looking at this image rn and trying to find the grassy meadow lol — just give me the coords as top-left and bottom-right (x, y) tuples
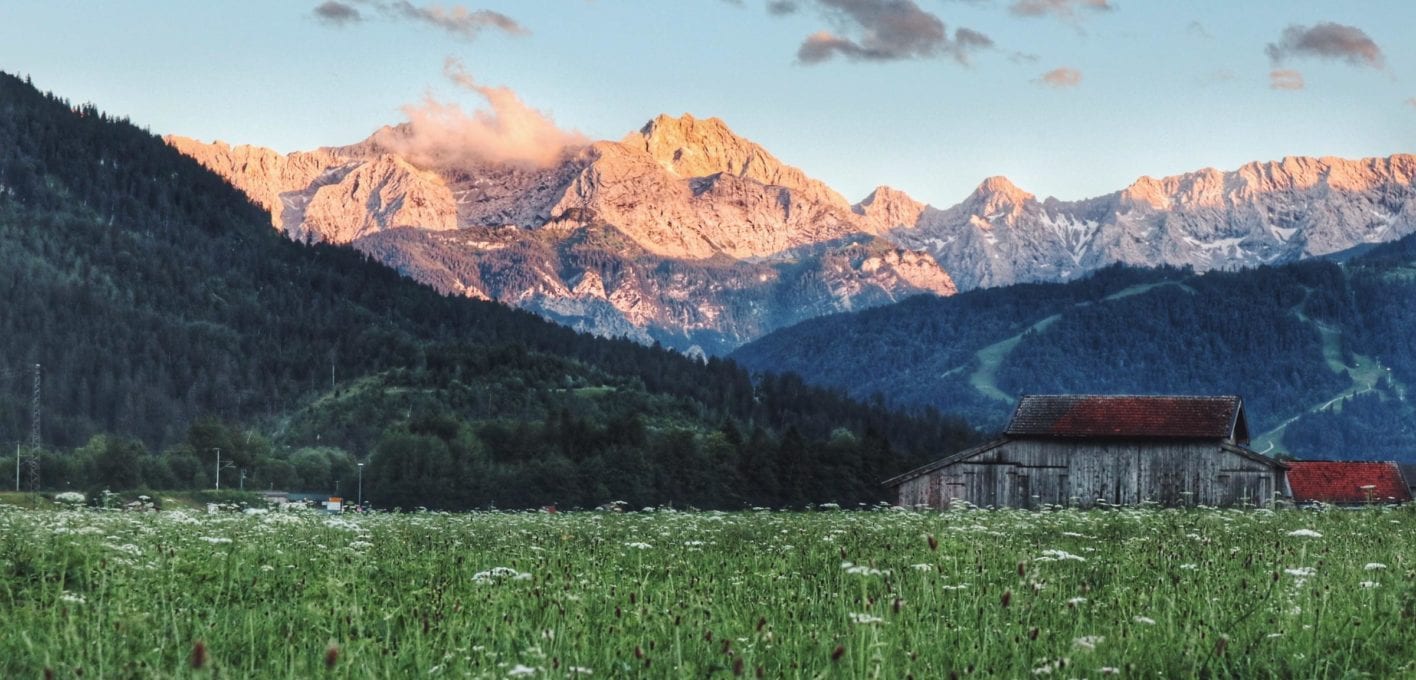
(1, 502), (1413, 678)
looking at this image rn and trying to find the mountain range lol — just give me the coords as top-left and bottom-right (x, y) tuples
(170, 117), (1416, 353)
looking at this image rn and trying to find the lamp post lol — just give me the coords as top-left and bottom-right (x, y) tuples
(357, 463), (364, 509)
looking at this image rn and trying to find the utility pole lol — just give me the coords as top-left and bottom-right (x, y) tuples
(26, 364), (39, 492)
(213, 447), (221, 490)
(357, 462), (364, 508)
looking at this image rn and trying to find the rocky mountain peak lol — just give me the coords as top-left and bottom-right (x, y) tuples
(622, 113), (849, 208)
(854, 185), (925, 231)
(966, 176), (1035, 215)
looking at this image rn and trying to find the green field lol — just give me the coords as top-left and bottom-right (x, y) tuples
(1, 504), (1413, 678)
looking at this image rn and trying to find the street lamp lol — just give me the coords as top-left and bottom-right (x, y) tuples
(357, 463), (364, 509)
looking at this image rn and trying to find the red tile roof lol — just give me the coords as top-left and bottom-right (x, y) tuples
(1005, 395), (1246, 441)
(1286, 461), (1412, 504)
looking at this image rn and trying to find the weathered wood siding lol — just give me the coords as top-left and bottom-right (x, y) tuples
(896, 439), (1281, 509)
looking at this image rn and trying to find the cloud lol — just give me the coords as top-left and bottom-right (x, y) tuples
(1265, 22), (1384, 69)
(314, 1), (363, 25)
(1268, 69), (1305, 91)
(767, 0), (800, 16)
(1009, 0), (1112, 21)
(313, 1), (526, 41)
(1035, 66), (1082, 88)
(1186, 20), (1210, 39)
(386, 1), (527, 39)
(381, 58), (587, 169)
(792, 0), (993, 65)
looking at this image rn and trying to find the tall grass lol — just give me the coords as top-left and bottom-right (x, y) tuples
(1, 503), (1411, 677)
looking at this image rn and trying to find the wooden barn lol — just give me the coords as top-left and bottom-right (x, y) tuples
(1285, 461), (1413, 505)
(885, 395), (1288, 509)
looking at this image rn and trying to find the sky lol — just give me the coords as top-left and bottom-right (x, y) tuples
(0, 0), (1412, 206)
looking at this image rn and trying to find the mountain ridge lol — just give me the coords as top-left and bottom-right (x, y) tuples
(168, 114), (1416, 351)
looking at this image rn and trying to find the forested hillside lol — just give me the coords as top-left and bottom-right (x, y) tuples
(0, 72), (978, 507)
(734, 253), (1416, 460)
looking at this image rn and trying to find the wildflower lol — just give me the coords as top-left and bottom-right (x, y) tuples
(324, 644), (338, 670)
(60, 592), (85, 605)
(508, 664), (537, 676)
(1360, 581), (1380, 589)
(1287, 529), (1322, 538)
(841, 562), (888, 576)
(1284, 567), (1316, 578)
(191, 641), (206, 669)
(848, 613), (885, 625)
(569, 667), (592, 675)
(1100, 668), (1120, 675)
(1067, 597), (1087, 607)
(830, 645), (846, 662)
(1133, 616), (1156, 625)
(1364, 563), (1387, 571)
(200, 536), (232, 545)
(1180, 563), (1198, 570)
(1073, 636), (1102, 651)
(473, 567), (529, 583)
(624, 542), (652, 550)
(1039, 549), (1086, 562)
(910, 563), (933, 571)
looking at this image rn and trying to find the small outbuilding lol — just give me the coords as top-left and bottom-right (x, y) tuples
(1401, 464), (1416, 499)
(885, 394), (1288, 509)
(1285, 461), (1412, 505)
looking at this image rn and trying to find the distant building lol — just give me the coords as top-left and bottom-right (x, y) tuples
(1403, 465), (1416, 499)
(1285, 461), (1412, 505)
(885, 395), (1288, 509)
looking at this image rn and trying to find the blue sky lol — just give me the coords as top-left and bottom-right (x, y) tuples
(0, 0), (1411, 206)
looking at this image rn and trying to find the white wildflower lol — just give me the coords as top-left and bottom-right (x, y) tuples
(841, 561), (888, 576)
(1073, 636), (1103, 651)
(568, 668), (592, 675)
(1133, 616), (1156, 625)
(200, 536), (232, 545)
(1067, 597), (1088, 606)
(1360, 581), (1380, 589)
(1179, 563), (1198, 570)
(60, 592), (85, 604)
(508, 665), (537, 677)
(624, 542), (652, 550)
(910, 563), (933, 571)
(473, 567), (529, 583)
(1364, 563), (1387, 571)
(848, 612), (885, 624)
(1287, 529), (1322, 538)
(1284, 567), (1316, 578)
(1100, 668), (1120, 675)
(1040, 549), (1086, 562)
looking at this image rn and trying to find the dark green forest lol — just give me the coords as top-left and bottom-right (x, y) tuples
(734, 250), (1416, 461)
(0, 72), (980, 508)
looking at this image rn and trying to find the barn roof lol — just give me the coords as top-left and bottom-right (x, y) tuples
(1005, 395), (1248, 442)
(1286, 461), (1412, 504)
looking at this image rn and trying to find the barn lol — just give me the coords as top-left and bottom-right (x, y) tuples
(1285, 461), (1413, 505)
(884, 395), (1288, 509)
